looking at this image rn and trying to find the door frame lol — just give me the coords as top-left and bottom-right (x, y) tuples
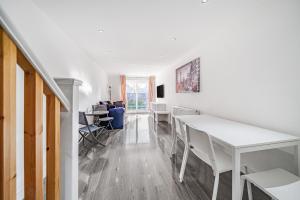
(126, 77), (149, 113)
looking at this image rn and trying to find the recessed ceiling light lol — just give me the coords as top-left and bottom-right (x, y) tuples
(97, 28), (104, 33)
(201, 0), (208, 3)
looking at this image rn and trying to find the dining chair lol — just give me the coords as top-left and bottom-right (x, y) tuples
(92, 104), (114, 130)
(179, 123), (233, 200)
(170, 107), (199, 156)
(78, 112), (106, 146)
(241, 168), (300, 200)
(171, 116), (187, 159)
(92, 104), (107, 112)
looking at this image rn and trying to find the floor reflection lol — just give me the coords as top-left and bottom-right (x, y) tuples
(79, 114), (269, 200)
(125, 114), (150, 144)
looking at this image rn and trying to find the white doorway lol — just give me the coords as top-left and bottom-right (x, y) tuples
(126, 78), (148, 113)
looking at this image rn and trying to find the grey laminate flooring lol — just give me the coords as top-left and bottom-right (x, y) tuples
(79, 114), (270, 200)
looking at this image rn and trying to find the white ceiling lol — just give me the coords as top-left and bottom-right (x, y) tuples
(32, 0), (224, 75)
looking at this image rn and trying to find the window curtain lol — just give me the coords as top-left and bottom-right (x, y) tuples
(148, 76), (156, 108)
(120, 75), (126, 105)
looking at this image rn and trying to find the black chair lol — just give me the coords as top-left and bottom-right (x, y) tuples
(113, 101), (125, 108)
(92, 104), (114, 130)
(92, 104), (107, 112)
(78, 112), (105, 146)
(99, 101), (116, 110)
(92, 104), (107, 126)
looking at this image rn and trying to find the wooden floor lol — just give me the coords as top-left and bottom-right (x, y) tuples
(79, 114), (270, 200)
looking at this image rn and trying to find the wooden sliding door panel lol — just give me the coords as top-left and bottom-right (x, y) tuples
(0, 28), (17, 200)
(24, 71), (44, 200)
(46, 93), (61, 200)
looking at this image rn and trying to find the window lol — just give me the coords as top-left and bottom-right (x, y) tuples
(126, 78), (148, 112)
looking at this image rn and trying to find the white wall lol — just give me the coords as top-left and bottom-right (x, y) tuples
(43, 95), (47, 182)
(16, 65), (24, 200)
(108, 74), (121, 102)
(16, 65), (47, 200)
(156, 0), (300, 172)
(0, 0), (108, 111)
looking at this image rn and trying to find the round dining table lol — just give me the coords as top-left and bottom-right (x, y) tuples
(85, 111), (109, 116)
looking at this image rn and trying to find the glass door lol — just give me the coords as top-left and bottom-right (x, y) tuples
(126, 80), (137, 111)
(126, 78), (148, 112)
(136, 80), (148, 111)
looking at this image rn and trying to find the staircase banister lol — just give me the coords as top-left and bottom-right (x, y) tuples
(0, 15), (70, 111)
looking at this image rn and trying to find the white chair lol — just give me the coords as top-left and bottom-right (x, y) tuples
(179, 124), (233, 200)
(170, 106), (199, 155)
(241, 168), (300, 200)
(171, 116), (185, 155)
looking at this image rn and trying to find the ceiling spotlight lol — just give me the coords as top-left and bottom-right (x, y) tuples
(97, 28), (104, 33)
(201, 0), (208, 3)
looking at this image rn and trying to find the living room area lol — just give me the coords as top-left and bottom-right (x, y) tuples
(107, 75), (156, 114)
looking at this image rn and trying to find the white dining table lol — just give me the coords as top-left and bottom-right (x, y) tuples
(174, 114), (300, 200)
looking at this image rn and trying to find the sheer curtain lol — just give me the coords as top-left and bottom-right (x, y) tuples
(148, 76), (156, 109)
(120, 75), (126, 105)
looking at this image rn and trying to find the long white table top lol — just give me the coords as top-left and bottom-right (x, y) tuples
(175, 114), (299, 149)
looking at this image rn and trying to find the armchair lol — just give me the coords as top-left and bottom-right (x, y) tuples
(99, 101), (116, 110)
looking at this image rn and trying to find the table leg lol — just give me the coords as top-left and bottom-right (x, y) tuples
(294, 144), (300, 176)
(153, 112), (155, 124)
(153, 112), (156, 130)
(171, 117), (177, 155)
(155, 113), (158, 132)
(232, 149), (241, 200)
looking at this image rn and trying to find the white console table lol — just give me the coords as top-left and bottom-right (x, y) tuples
(150, 102), (170, 130)
(150, 102), (166, 112)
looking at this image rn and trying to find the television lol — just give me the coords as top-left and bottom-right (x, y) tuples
(157, 85), (164, 98)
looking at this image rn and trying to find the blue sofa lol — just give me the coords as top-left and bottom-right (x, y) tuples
(109, 107), (125, 129)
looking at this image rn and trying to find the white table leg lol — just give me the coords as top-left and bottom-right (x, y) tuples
(171, 117), (177, 155)
(298, 144), (300, 176)
(153, 112), (155, 129)
(155, 113), (158, 132)
(294, 144), (300, 176)
(232, 148), (241, 200)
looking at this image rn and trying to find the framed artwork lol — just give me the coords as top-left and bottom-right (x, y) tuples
(176, 57), (200, 93)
